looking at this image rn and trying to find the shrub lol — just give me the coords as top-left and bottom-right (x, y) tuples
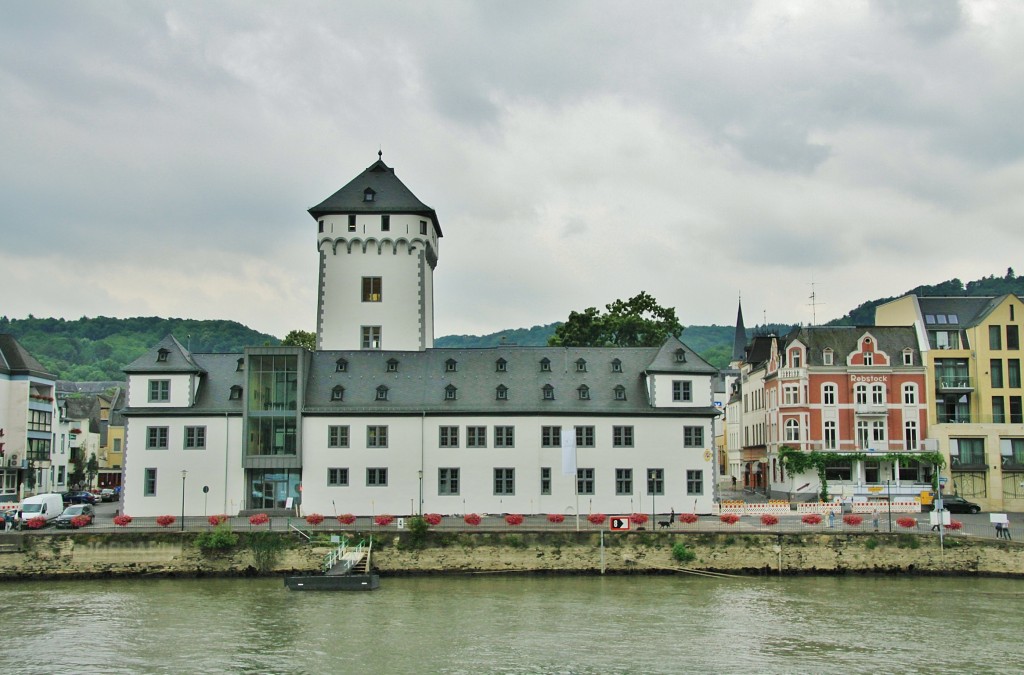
(337, 513), (356, 525)
(678, 513), (699, 524)
(113, 514), (132, 527)
(375, 514), (395, 527)
(760, 514), (779, 526)
(195, 524), (239, 552)
(505, 514), (524, 526)
(423, 513), (443, 526)
(897, 533), (920, 549)
(843, 515), (863, 527)
(464, 513), (482, 526)
(896, 517), (917, 529)
(801, 514), (822, 526)
(406, 516), (429, 545)
(631, 513), (649, 526)
(547, 513), (565, 523)
(587, 513), (607, 525)
(864, 536), (880, 550)
(672, 543), (697, 563)
(946, 520), (963, 531)
(720, 513), (740, 525)
(249, 513), (270, 526)
(208, 514), (228, 526)
(247, 531), (284, 572)
(305, 513), (325, 526)
(156, 515), (176, 527)
(71, 515), (92, 528)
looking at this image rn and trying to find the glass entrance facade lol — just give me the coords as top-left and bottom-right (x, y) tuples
(247, 469), (301, 510)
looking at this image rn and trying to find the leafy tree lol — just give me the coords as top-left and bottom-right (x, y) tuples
(86, 452), (100, 488)
(281, 329), (316, 351)
(69, 452), (86, 489)
(549, 292), (682, 347)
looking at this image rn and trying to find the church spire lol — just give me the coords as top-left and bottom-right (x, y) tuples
(732, 296), (747, 363)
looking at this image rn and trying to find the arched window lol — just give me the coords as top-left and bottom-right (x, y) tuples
(785, 419), (800, 441)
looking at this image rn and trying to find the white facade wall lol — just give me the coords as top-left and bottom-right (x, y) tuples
(127, 373), (194, 408)
(650, 373), (715, 407)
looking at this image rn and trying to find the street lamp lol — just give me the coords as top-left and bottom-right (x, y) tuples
(180, 470), (187, 531)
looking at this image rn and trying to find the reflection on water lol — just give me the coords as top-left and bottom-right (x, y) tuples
(2, 575), (1022, 674)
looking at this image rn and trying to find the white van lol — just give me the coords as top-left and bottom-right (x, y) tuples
(19, 493), (65, 527)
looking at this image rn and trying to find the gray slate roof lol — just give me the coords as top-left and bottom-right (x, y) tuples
(307, 156), (441, 235)
(124, 334), (204, 374)
(784, 325), (921, 366)
(0, 334), (54, 379)
(914, 295), (1012, 328)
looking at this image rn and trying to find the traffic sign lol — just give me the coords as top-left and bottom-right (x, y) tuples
(939, 477), (948, 485)
(610, 516), (630, 531)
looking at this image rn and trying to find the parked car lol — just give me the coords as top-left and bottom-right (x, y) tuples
(938, 495), (982, 514)
(55, 504), (95, 529)
(65, 491), (98, 505)
(99, 488), (117, 502)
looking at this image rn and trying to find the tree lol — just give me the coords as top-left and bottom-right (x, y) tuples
(86, 453), (100, 489)
(69, 452), (86, 489)
(549, 292), (682, 347)
(282, 329), (316, 351)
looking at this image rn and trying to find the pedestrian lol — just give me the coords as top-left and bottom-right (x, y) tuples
(1005, 520), (1013, 541)
(995, 522), (1004, 539)
(828, 509), (835, 528)
(670, 508), (675, 525)
(871, 509), (879, 532)
(731, 475), (737, 490)
(3, 510), (11, 532)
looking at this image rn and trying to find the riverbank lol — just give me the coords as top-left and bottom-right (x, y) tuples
(1, 529), (1022, 580)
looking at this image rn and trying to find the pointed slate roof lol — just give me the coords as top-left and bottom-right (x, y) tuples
(782, 325), (921, 366)
(308, 155), (442, 235)
(0, 333), (55, 379)
(123, 334), (204, 374)
(732, 299), (746, 362)
(643, 335), (717, 375)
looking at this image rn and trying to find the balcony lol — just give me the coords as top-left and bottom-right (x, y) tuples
(936, 376), (973, 393)
(778, 368), (806, 380)
(854, 403), (888, 416)
(936, 414), (972, 424)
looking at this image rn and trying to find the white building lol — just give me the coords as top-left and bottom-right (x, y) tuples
(123, 156), (722, 519)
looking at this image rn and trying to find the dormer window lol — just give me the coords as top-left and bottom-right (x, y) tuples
(236, 358), (244, 372)
(363, 188), (375, 202)
(445, 359), (457, 373)
(336, 358), (348, 373)
(386, 359), (399, 373)
(611, 359), (622, 373)
(903, 349), (914, 366)
(376, 385), (389, 401)
(331, 386), (345, 401)
(614, 385), (627, 401)
(542, 384), (555, 400)
(790, 350), (802, 368)
(674, 349), (687, 363)
(157, 348), (169, 362)
(822, 349), (833, 366)
(445, 384), (457, 401)
(496, 384), (508, 400)
(578, 385), (590, 400)
(229, 385), (242, 400)
(496, 358), (507, 372)
(863, 352), (873, 366)
(540, 358), (551, 372)
(575, 358), (587, 372)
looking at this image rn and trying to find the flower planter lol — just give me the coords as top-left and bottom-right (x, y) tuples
(156, 515), (176, 528)
(113, 514), (132, 527)
(720, 513), (740, 525)
(305, 513), (325, 526)
(946, 520), (963, 531)
(843, 515), (863, 527)
(587, 513), (607, 525)
(630, 513), (649, 526)
(374, 514), (395, 527)
(896, 517), (917, 529)
(464, 513), (482, 526)
(546, 513), (565, 523)
(423, 513), (442, 526)
(760, 514), (779, 526)
(504, 514), (524, 526)
(337, 514), (356, 525)
(678, 513), (699, 524)
(801, 514), (823, 526)
(249, 513), (270, 526)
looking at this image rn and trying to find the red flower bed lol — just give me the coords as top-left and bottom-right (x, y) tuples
(631, 513), (649, 525)
(113, 514), (133, 527)
(337, 513), (356, 525)
(71, 515), (92, 528)
(423, 513), (442, 526)
(760, 514), (779, 526)
(843, 515), (863, 527)
(896, 517), (917, 529)
(505, 514), (524, 526)
(208, 514), (229, 526)
(156, 515), (176, 527)
(946, 520), (963, 531)
(587, 513), (607, 525)
(464, 513), (482, 526)
(801, 514), (823, 525)
(25, 516), (47, 530)
(249, 513), (270, 526)
(678, 513), (699, 524)
(375, 514), (395, 527)
(546, 513), (565, 523)
(720, 513), (740, 525)
(305, 513), (325, 526)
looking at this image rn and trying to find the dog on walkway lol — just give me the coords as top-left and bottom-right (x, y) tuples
(657, 519), (672, 529)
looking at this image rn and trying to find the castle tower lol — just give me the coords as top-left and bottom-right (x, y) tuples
(309, 154), (442, 351)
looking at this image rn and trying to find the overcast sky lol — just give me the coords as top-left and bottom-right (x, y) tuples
(2, 1), (1022, 341)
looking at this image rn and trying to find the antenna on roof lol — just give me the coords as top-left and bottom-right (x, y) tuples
(378, 148), (382, 160)
(808, 278), (825, 326)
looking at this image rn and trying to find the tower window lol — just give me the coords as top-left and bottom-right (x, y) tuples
(362, 277), (382, 302)
(361, 326), (381, 350)
(318, 219), (324, 233)
(381, 215), (390, 231)
(420, 220), (427, 235)
(348, 214), (356, 232)
(236, 358), (244, 372)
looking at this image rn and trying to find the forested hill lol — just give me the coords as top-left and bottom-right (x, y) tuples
(0, 316), (278, 381)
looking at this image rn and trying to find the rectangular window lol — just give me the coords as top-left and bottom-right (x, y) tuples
(1002, 438), (1024, 466)
(576, 468), (595, 495)
(540, 467), (551, 495)
(823, 385), (836, 406)
(824, 421), (837, 450)
(494, 468), (515, 495)
(439, 426), (459, 448)
(439, 468), (460, 495)
(146, 426), (168, 450)
(784, 385), (799, 405)
(361, 277), (382, 302)
(1009, 359), (1021, 388)
(992, 360), (1004, 388)
(148, 379), (170, 402)
(328, 425), (350, 448)
(541, 426), (561, 447)
(184, 426), (206, 449)
(686, 469), (703, 495)
(1008, 325), (1020, 350)
(872, 420), (886, 443)
(143, 468), (157, 496)
(615, 468), (632, 495)
(420, 220), (428, 235)
(28, 409), (52, 432)
(647, 468), (664, 495)
(328, 468), (349, 486)
(672, 380), (692, 402)
(993, 396), (1006, 423)
(361, 326), (382, 350)
(857, 420), (870, 449)
(612, 426), (634, 447)
(904, 421), (918, 451)
(467, 426), (487, 448)
(990, 325), (1003, 350)
(824, 463), (852, 481)
(864, 461), (880, 483)
(348, 214), (356, 232)
(367, 426), (388, 448)
(1011, 396), (1023, 424)
(575, 426), (595, 448)
(366, 468), (388, 486)
(683, 426), (704, 447)
(494, 426), (514, 448)
(952, 438), (985, 466)
(381, 214), (390, 231)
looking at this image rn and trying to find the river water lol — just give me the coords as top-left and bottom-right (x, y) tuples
(2, 575), (1022, 674)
